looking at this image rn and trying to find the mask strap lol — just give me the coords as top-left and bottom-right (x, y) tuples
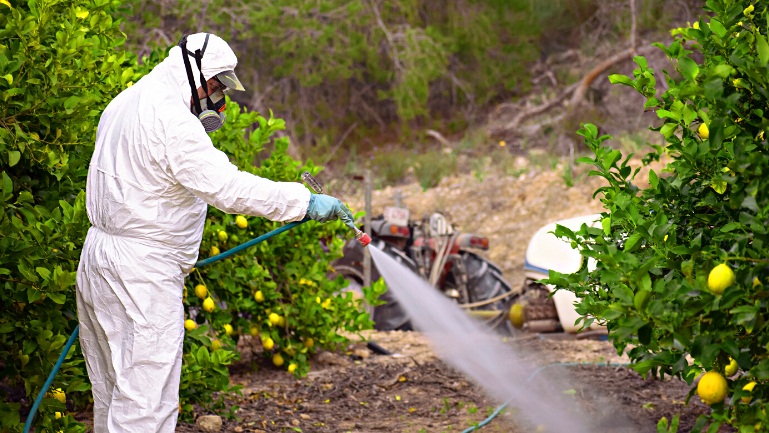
(193, 34), (216, 112)
(179, 34), (204, 115)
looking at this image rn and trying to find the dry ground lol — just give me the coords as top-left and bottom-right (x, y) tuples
(176, 330), (727, 433)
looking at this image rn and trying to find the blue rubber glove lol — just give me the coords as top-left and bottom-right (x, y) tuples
(305, 194), (356, 229)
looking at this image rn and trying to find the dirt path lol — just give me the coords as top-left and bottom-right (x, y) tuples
(176, 330), (725, 433)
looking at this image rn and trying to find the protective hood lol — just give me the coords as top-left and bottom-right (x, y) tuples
(153, 32), (239, 110)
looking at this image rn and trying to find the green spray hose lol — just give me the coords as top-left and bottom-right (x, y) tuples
(459, 361), (629, 433)
(23, 218), (310, 433)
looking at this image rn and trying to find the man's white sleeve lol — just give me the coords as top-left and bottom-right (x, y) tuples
(167, 127), (310, 222)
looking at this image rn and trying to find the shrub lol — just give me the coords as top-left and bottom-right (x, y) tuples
(547, 1), (769, 430)
(0, 0), (130, 431)
(0, 2), (376, 430)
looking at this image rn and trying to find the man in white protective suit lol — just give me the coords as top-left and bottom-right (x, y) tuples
(76, 32), (355, 432)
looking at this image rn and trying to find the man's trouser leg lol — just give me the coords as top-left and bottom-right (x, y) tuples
(77, 232), (184, 433)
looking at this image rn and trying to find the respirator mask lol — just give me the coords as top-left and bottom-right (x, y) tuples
(179, 34), (228, 133)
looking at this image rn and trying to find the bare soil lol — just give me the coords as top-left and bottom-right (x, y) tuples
(176, 331), (725, 433)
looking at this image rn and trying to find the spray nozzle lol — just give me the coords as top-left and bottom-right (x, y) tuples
(301, 171), (371, 247)
(355, 229), (372, 247)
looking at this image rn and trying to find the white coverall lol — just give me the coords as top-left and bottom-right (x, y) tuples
(76, 33), (310, 432)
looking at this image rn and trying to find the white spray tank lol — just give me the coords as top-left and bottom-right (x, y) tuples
(523, 214), (605, 333)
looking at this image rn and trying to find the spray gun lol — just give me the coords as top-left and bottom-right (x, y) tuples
(301, 171), (371, 247)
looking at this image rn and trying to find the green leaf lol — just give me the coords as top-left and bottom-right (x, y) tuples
(1, 171), (11, 202)
(682, 106), (697, 126)
(656, 109), (680, 121)
(2, 73), (12, 84)
(677, 57), (699, 82)
(710, 64), (734, 79)
(757, 33), (769, 66)
(196, 345), (210, 366)
(577, 123), (598, 139)
(660, 123), (678, 138)
(48, 293), (66, 304)
(709, 19), (727, 38)
(634, 290), (652, 311)
(624, 233), (643, 253)
(63, 95), (80, 111)
(608, 74), (634, 87)
(8, 150), (20, 167)
(720, 222), (742, 232)
(648, 169), (658, 188)
(601, 217), (611, 236)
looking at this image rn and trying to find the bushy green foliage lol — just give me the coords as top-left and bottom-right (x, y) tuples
(413, 150), (456, 191)
(120, 0), (539, 149)
(547, 1), (769, 430)
(1, 2), (376, 431)
(183, 100), (375, 388)
(0, 0), (129, 431)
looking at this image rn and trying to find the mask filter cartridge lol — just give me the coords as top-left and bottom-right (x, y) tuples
(199, 110), (226, 133)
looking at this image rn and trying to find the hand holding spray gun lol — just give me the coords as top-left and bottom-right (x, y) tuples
(302, 172), (371, 246)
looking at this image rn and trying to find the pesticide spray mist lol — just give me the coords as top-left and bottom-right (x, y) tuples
(368, 246), (632, 433)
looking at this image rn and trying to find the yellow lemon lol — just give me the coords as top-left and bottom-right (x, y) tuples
(249, 325), (259, 337)
(693, 21), (700, 29)
(236, 215), (248, 229)
(51, 388), (66, 404)
(218, 230), (228, 242)
(288, 363), (298, 374)
(210, 246), (220, 256)
(697, 371), (727, 405)
(184, 319), (197, 331)
(272, 353), (284, 367)
(268, 313), (282, 326)
(262, 336), (275, 350)
(742, 381), (757, 403)
(708, 263), (735, 295)
(254, 290), (265, 302)
(303, 338), (314, 349)
(725, 358), (738, 376)
(194, 284), (207, 299)
(508, 304), (525, 328)
(753, 277), (762, 288)
(55, 412), (62, 419)
(698, 123), (709, 139)
(223, 324), (234, 336)
(211, 339), (222, 351)
(202, 297), (215, 313)
(744, 4), (754, 15)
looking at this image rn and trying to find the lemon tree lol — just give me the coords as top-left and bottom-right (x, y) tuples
(546, 1), (769, 430)
(0, 2), (377, 430)
(0, 0), (145, 431)
(181, 95), (378, 399)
